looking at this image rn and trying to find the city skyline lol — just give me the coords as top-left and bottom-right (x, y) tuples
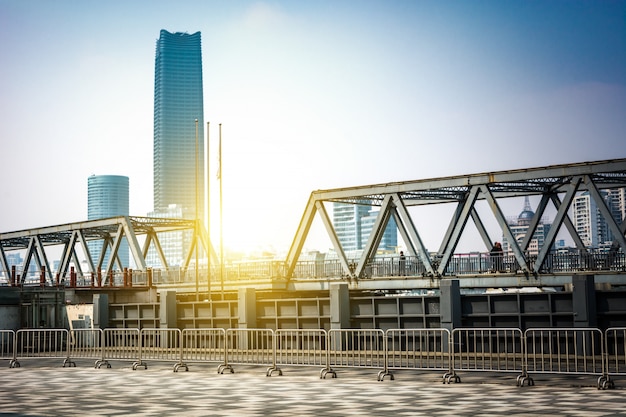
(1, 1), (624, 255)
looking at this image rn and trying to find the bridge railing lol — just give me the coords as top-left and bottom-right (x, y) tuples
(19, 249), (625, 287)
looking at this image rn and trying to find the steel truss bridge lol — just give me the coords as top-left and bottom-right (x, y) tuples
(2, 158), (626, 290)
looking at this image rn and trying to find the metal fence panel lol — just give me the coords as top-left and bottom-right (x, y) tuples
(139, 329), (184, 370)
(69, 329), (103, 365)
(524, 328), (604, 376)
(14, 329), (71, 367)
(602, 327), (626, 389)
(327, 329), (386, 378)
(275, 329), (328, 368)
(385, 328), (451, 373)
(1, 330), (16, 365)
(102, 328), (142, 369)
(448, 328), (525, 384)
(221, 329), (278, 375)
(181, 328), (226, 365)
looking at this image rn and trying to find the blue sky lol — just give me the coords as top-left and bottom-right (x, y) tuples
(0, 0), (624, 254)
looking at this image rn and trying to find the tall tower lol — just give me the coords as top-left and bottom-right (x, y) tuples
(87, 175), (130, 268)
(153, 30), (205, 222)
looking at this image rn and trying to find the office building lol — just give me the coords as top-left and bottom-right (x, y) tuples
(153, 30), (205, 266)
(333, 202), (397, 255)
(573, 189), (623, 249)
(87, 175), (129, 268)
(153, 29), (205, 222)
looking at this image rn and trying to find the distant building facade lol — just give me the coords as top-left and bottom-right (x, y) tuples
(573, 189), (624, 249)
(153, 29), (205, 222)
(87, 175), (129, 268)
(153, 30), (205, 265)
(333, 202), (397, 254)
(502, 197), (552, 256)
(146, 204), (186, 267)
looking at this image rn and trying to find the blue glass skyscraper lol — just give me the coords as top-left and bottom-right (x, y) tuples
(154, 30), (205, 222)
(87, 175), (130, 268)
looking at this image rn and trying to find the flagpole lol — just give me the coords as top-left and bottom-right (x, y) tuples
(218, 123), (224, 299)
(194, 118), (199, 301)
(206, 121), (211, 297)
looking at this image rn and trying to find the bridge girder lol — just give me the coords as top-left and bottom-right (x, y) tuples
(0, 216), (214, 285)
(286, 159), (626, 281)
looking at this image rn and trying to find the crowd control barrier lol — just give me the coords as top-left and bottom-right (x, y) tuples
(602, 327), (626, 390)
(181, 328), (226, 371)
(139, 328), (186, 371)
(447, 328), (526, 385)
(100, 328), (143, 369)
(384, 328), (451, 382)
(2, 326), (621, 389)
(12, 329), (72, 368)
(274, 329), (329, 377)
(69, 329), (104, 367)
(524, 328), (604, 388)
(326, 329), (387, 379)
(218, 329), (280, 376)
(1, 330), (16, 366)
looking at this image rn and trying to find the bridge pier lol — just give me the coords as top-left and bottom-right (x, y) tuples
(573, 275), (596, 328)
(159, 290), (177, 329)
(238, 287), (257, 329)
(93, 294), (109, 329)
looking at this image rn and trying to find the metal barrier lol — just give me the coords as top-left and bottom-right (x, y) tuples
(139, 328), (186, 371)
(524, 328), (604, 388)
(101, 328), (143, 369)
(1, 330), (16, 367)
(448, 328), (526, 385)
(274, 329), (329, 377)
(181, 328), (227, 371)
(69, 329), (104, 368)
(3, 326), (622, 389)
(13, 329), (72, 368)
(385, 328), (452, 382)
(218, 329), (280, 376)
(327, 329), (386, 379)
(602, 327), (626, 389)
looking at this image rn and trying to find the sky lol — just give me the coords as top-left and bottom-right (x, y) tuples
(0, 0), (625, 256)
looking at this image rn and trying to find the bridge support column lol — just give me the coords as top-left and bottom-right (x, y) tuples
(573, 275), (596, 328)
(330, 283), (350, 330)
(440, 279), (461, 353)
(159, 290), (177, 328)
(93, 294), (109, 329)
(238, 287), (257, 329)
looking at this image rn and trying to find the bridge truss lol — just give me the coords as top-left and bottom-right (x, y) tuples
(286, 159), (626, 281)
(0, 217), (212, 285)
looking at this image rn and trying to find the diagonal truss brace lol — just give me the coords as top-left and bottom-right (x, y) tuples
(533, 176), (583, 274)
(481, 184), (531, 274)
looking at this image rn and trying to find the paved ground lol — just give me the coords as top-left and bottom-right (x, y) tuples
(1, 359), (625, 416)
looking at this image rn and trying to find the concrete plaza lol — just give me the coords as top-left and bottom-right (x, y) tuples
(0, 360), (625, 416)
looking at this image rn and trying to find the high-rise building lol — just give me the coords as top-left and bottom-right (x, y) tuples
(153, 30), (205, 267)
(573, 189), (623, 249)
(502, 197), (551, 256)
(153, 29), (205, 222)
(333, 202), (397, 254)
(87, 175), (129, 268)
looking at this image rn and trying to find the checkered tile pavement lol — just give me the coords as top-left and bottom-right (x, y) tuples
(1, 360), (625, 416)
